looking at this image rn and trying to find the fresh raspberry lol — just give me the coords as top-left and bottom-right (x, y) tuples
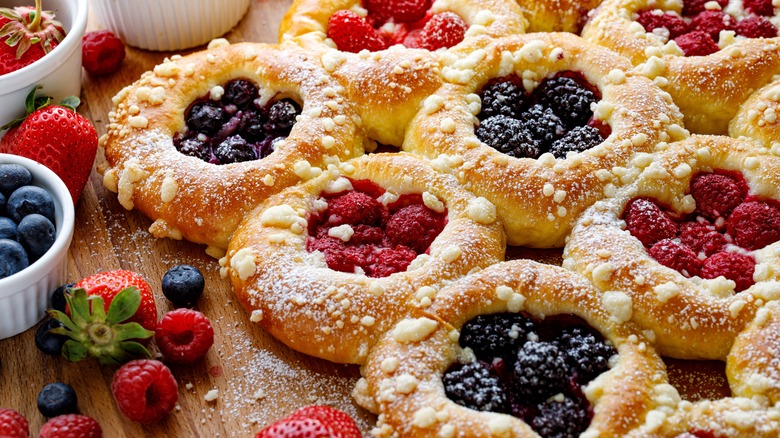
(682, 0), (729, 17)
(39, 414), (102, 438)
(648, 239), (702, 277)
(348, 224), (384, 245)
(0, 408), (28, 438)
(111, 360), (178, 424)
(256, 405), (361, 438)
(327, 10), (388, 53)
(726, 201), (780, 250)
(155, 309), (214, 364)
(623, 198), (679, 247)
(700, 252), (756, 292)
(636, 11), (689, 38)
(690, 11), (736, 40)
(325, 191), (385, 227)
(743, 0), (775, 16)
(678, 221), (727, 257)
(309, 233), (373, 274)
(690, 172), (746, 220)
(369, 246), (417, 277)
(386, 203), (447, 253)
(365, 0), (430, 24)
(419, 12), (468, 51)
(736, 16), (779, 38)
(75, 270), (158, 331)
(401, 27), (424, 48)
(348, 178), (386, 199)
(674, 31), (720, 56)
(82, 30), (126, 75)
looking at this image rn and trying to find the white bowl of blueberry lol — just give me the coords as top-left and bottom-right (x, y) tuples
(0, 154), (74, 339)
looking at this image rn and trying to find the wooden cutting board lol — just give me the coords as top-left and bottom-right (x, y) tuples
(0, 1), (730, 436)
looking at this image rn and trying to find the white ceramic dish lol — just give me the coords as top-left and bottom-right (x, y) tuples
(0, 154), (75, 339)
(0, 0), (88, 130)
(92, 0), (251, 51)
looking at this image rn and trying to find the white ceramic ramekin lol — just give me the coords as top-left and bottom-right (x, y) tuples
(0, 0), (88, 129)
(92, 0), (251, 51)
(0, 154), (75, 340)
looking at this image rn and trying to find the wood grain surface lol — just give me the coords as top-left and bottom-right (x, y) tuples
(0, 1), (730, 436)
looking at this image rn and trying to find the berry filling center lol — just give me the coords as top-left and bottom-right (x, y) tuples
(326, 0), (468, 53)
(475, 71), (610, 160)
(636, 0), (779, 57)
(173, 79), (302, 165)
(623, 170), (780, 291)
(443, 313), (616, 437)
(306, 178), (447, 277)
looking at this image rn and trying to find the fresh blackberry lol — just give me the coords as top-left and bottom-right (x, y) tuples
(535, 75), (597, 128)
(224, 79), (258, 107)
(531, 395), (591, 438)
(479, 77), (528, 120)
(558, 326), (616, 384)
(239, 110), (266, 142)
(459, 313), (536, 360)
(442, 360), (509, 413)
(476, 115), (542, 159)
(186, 102), (225, 135)
(513, 341), (568, 400)
(264, 99), (300, 135)
(519, 104), (566, 148)
(177, 137), (212, 162)
(214, 135), (257, 164)
(549, 125), (604, 158)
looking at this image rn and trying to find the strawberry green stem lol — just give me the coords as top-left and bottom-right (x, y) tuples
(29, 0), (42, 32)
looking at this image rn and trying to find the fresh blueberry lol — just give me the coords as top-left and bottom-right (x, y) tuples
(162, 264), (205, 308)
(17, 213), (56, 262)
(37, 382), (78, 418)
(186, 102), (226, 135)
(0, 191), (6, 214)
(0, 163), (32, 196)
(215, 135), (257, 164)
(0, 239), (29, 278)
(6, 186), (55, 223)
(34, 317), (68, 356)
(224, 79), (258, 107)
(50, 283), (75, 313)
(264, 99), (300, 135)
(0, 216), (17, 240)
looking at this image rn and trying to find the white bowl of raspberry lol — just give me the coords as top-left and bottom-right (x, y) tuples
(91, 0), (251, 51)
(0, 154), (75, 339)
(0, 0), (88, 131)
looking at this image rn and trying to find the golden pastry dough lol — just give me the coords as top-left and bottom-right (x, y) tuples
(222, 153), (506, 364)
(359, 260), (668, 437)
(581, 0), (780, 134)
(564, 135), (780, 360)
(101, 41), (366, 250)
(516, 0), (603, 33)
(404, 32), (686, 247)
(730, 77), (780, 153)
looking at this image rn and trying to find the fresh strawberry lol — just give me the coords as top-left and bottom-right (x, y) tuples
(111, 359), (178, 424)
(75, 270), (158, 331)
(327, 10), (388, 53)
(48, 287), (154, 365)
(0, 88), (98, 203)
(365, 0), (430, 24)
(155, 309), (214, 364)
(419, 12), (468, 51)
(0, 0), (65, 75)
(255, 405), (361, 438)
(39, 414), (102, 438)
(0, 408), (29, 438)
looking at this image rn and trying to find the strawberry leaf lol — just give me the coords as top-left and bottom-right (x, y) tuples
(48, 309), (80, 333)
(0, 8), (22, 21)
(60, 96), (80, 111)
(67, 288), (91, 327)
(115, 322), (154, 342)
(24, 85), (41, 113)
(120, 341), (153, 359)
(89, 295), (107, 322)
(106, 286), (141, 324)
(62, 340), (89, 362)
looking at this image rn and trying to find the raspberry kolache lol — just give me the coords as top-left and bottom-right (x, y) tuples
(404, 32), (686, 247)
(564, 135), (780, 360)
(221, 153), (506, 364)
(582, 0), (780, 134)
(102, 41), (365, 251)
(730, 77), (780, 152)
(356, 260), (668, 437)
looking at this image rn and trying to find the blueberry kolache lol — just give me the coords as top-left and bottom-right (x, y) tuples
(404, 32), (686, 247)
(102, 41), (365, 251)
(221, 153), (506, 364)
